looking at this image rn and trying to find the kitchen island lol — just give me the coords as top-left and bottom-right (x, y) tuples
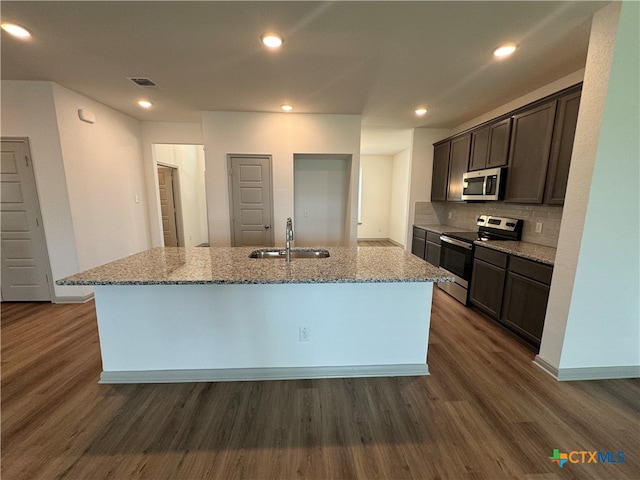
(58, 247), (453, 383)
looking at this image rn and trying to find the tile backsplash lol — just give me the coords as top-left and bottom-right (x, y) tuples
(413, 202), (445, 226)
(415, 202), (562, 248)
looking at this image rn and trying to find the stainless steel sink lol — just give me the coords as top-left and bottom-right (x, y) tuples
(249, 248), (330, 259)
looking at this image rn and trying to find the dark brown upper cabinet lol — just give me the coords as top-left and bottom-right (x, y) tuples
(446, 134), (471, 201)
(431, 84), (581, 205)
(431, 141), (450, 202)
(469, 118), (512, 171)
(544, 90), (581, 204)
(504, 101), (558, 204)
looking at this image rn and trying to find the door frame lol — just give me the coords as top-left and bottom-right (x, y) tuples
(227, 154), (274, 247)
(1, 136), (55, 302)
(156, 162), (184, 247)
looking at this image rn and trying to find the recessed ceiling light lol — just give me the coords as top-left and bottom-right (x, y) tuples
(493, 44), (517, 58)
(1, 23), (31, 38)
(415, 107), (428, 116)
(262, 33), (283, 48)
(280, 104), (293, 112)
(138, 100), (153, 108)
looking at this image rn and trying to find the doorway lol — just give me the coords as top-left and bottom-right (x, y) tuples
(153, 144), (209, 247)
(227, 155), (274, 247)
(293, 154), (351, 246)
(157, 165), (180, 247)
(1, 138), (53, 301)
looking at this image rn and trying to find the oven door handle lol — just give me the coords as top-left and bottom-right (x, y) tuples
(440, 235), (473, 250)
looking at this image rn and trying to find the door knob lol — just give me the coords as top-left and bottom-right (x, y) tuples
(265, 225), (270, 229)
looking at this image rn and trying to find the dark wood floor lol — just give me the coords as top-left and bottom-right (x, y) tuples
(2, 289), (639, 480)
(357, 239), (398, 247)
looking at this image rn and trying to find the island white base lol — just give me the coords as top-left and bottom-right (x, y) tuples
(94, 282), (433, 383)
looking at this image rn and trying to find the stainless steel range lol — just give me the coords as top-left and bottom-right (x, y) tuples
(438, 215), (523, 305)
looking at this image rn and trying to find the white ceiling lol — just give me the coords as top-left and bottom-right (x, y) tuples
(2, 1), (607, 134)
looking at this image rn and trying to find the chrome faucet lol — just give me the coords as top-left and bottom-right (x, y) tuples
(285, 217), (294, 262)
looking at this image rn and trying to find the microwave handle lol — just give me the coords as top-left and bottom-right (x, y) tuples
(485, 176), (493, 195)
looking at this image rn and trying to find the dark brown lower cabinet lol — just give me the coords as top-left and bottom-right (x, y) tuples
(411, 227), (426, 260)
(501, 272), (550, 347)
(425, 231), (441, 267)
(470, 246), (552, 350)
(470, 259), (506, 319)
(469, 246), (508, 319)
(500, 256), (553, 348)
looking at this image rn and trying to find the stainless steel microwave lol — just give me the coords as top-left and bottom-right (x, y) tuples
(461, 167), (506, 201)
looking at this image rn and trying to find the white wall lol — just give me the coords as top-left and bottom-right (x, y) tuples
(201, 112), (361, 246)
(51, 84), (151, 270)
(1, 81), (152, 301)
(0, 81), (87, 300)
(539, 1), (639, 375)
(153, 145), (208, 247)
(388, 148), (411, 246)
(294, 155), (349, 246)
(358, 155), (393, 239)
(140, 122), (204, 247)
(407, 128), (449, 243)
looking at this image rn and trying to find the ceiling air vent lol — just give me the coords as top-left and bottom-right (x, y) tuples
(127, 77), (160, 89)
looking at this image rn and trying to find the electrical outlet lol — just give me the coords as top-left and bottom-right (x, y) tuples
(535, 222), (543, 233)
(299, 326), (310, 342)
(448, 212), (452, 220)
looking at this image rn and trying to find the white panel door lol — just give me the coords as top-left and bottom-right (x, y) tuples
(229, 156), (273, 247)
(1, 138), (52, 301)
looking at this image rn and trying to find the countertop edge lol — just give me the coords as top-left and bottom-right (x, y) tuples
(56, 276), (455, 286)
(473, 240), (556, 266)
(413, 224), (556, 266)
(413, 224), (474, 235)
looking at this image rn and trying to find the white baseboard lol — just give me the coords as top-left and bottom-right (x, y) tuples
(53, 292), (94, 304)
(534, 355), (640, 381)
(99, 363), (429, 384)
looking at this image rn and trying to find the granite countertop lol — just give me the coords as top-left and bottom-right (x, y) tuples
(474, 240), (556, 266)
(413, 224), (475, 235)
(57, 247), (455, 286)
(413, 223), (556, 265)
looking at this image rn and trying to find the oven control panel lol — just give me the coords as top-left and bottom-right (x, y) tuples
(476, 215), (521, 232)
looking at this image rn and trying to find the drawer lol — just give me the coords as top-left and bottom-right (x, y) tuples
(412, 227), (426, 240)
(508, 256), (553, 285)
(426, 231), (441, 244)
(475, 245), (508, 269)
